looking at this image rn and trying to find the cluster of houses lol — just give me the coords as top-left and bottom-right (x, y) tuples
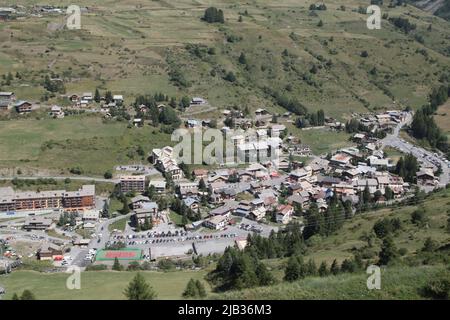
(118, 131), (414, 231)
(173, 151), (409, 230)
(354, 110), (408, 133)
(0, 92), (34, 114)
(129, 109), (422, 231)
(68, 92), (123, 109)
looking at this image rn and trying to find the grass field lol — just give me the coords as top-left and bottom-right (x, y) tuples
(434, 101), (450, 139)
(169, 210), (187, 227)
(0, 269), (209, 300)
(0, 114), (172, 176)
(108, 216), (129, 232)
(0, 179), (114, 195)
(286, 124), (353, 155)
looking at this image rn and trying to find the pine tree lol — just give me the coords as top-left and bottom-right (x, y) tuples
(124, 273), (157, 300)
(447, 213), (450, 234)
(363, 183), (371, 204)
(105, 91), (113, 104)
(256, 262), (275, 286)
(195, 280), (207, 298)
(12, 293), (19, 300)
(182, 278), (198, 298)
(238, 52), (247, 65)
(318, 261), (329, 277)
(330, 259), (340, 275)
(20, 290), (36, 300)
(121, 197), (130, 214)
(94, 88), (100, 103)
(199, 178), (207, 191)
(306, 259), (317, 276)
(284, 256), (301, 282)
(378, 236), (398, 265)
(112, 257), (123, 271)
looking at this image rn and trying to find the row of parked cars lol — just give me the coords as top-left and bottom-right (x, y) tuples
(239, 223), (263, 233)
(121, 233), (239, 246)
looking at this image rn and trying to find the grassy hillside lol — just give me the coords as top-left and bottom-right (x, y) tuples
(0, 0), (449, 120)
(214, 264), (449, 299)
(0, 114), (171, 176)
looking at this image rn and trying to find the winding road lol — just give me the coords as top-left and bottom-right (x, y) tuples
(380, 112), (449, 187)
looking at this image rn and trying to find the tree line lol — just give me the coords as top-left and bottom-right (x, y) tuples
(410, 84), (450, 155)
(203, 7), (225, 23)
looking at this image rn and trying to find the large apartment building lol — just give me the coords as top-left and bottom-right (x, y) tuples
(151, 146), (184, 180)
(119, 175), (146, 193)
(0, 185), (95, 212)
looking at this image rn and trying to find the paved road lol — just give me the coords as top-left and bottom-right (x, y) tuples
(381, 112), (449, 187)
(70, 213), (133, 268)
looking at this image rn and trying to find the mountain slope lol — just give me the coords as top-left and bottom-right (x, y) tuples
(0, 0), (449, 119)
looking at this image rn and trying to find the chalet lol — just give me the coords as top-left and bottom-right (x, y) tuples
(178, 182), (198, 198)
(183, 197), (199, 211)
(23, 217), (52, 231)
(255, 108), (268, 116)
(234, 118), (253, 130)
(353, 133), (366, 142)
(203, 215), (228, 230)
(0, 92), (15, 102)
(342, 168), (360, 180)
(417, 169), (435, 184)
(0, 8), (16, 20)
(317, 198), (328, 212)
(152, 146), (183, 180)
(330, 153), (352, 167)
(276, 204), (294, 224)
(250, 205), (266, 221)
(15, 100), (32, 113)
(368, 156), (389, 169)
(130, 195), (151, 210)
(388, 176), (405, 195)
(270, 124), (286, 136)
(186, 119), (200, 128)
(192, 169), (209, 180)
(82, 210), (100, 222)
(113, 95), (123, 103)
(82, 92), (93, 102)
(50, 105), (64, 118)
(134, 202), (158, 224)
(37, 243), (63, 261)
(133, 118), (143, 127)
(289, 167), (312, 182)
(69, 94), (79, 102)
(235, 200), (251, 217)
(210, 201), (237, 217)
(148, 180), (166, 193)
(310, 158), (330, 174)
(333, 183), (356, 196)
(355, 179), (379, 194)
(191, 97), (206, 105)
(119, 175), (146, 194)
(256, 129), (267, 138)
(376, 175), (390, 190)
(0, 100), (11, 111)
(287, 193), (310, 208)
